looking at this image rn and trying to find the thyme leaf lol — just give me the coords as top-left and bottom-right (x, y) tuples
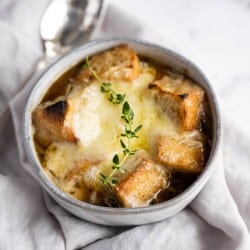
(83, 56), (142, 186)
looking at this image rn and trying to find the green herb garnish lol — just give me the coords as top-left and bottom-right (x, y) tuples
(83, 57), (142, 186)
(84, 57), (125, 104)
(100, 101), (142, 186)
(101, 83), (125, 104)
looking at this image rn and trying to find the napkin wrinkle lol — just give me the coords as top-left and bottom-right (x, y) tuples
(0, 21), (41, 96)
(10, 85), (36, 178)
(0, 175), (64, 250)
(0, 113), (30, 179)
(83, 209), (228, 250)
(43, 194), (120, 250)
(191, 158), (250, 250)
(0, 0), (49, 47)
(43, 193), (67, 249)
(222, 114), (250, 231)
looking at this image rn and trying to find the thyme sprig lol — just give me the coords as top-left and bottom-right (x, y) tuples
(100, 101), (142, 186)
(100, 82), (125, 104)
(84, 57), (125, 104)
(83, 57), (142, 186)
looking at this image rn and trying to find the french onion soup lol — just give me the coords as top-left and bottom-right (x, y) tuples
(32, 45), (212, 208)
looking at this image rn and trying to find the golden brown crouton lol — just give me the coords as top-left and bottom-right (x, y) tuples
(156, 134), (204, 173)
(115, 152), (167, 208)
(33, 80), (104, 146)
(148, 75), (204, 131)
(76, 44), (140, 82)
(32, 100), (76, 145)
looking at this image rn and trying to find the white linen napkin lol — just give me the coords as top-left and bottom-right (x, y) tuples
(1, 0), (250, 249)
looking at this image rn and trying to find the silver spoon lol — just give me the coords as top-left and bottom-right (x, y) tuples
(0, 0), (107, 130)
(40, 0), (107, 59)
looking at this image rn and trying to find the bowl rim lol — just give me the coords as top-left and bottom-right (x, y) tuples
(24, 37), (221, 215)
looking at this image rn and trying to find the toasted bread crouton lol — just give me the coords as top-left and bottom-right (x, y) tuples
(115, 152), (167, 208)
(32, 100), (76, 145)
(32, 82), (102, 146)
(76, 44), (140, 82)
(148, 75), (204, 131)
(156, 134), (204, 173)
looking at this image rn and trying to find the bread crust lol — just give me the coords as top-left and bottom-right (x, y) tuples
(32, 100), (77, 145)
(156, 134), (204, 173)
(115, 153), (167, 208)
(76, 44), (140, 82)
(148, 75), (204, 131)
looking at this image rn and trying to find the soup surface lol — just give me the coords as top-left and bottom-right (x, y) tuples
(32, 45), (212, 208)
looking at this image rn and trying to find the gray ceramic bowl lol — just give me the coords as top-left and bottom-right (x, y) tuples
(24, 38), (221, 226)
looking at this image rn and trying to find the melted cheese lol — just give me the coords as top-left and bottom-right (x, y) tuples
(68, 65), (177, 160)
(68, 83), (102, 146)
(42, 62), (179, 202)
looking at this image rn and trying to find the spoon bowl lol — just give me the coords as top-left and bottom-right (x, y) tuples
(40, 0), (107, 57)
